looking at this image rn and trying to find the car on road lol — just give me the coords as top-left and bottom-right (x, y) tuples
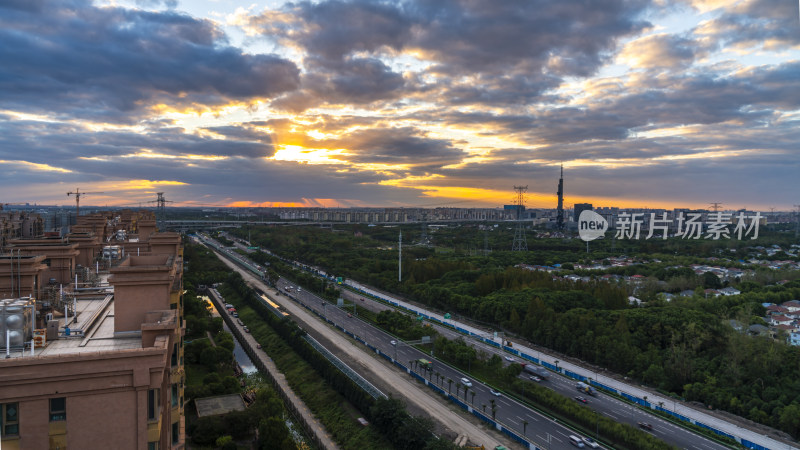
(460, 377), (473, 387)
(347, 313), (353, 318)
(504, 356), (515, 362)
(638, 422), (653, 431)
(243, 326), (250, 333)
(489, 389), (502, 397)
(568, 435), (585, 447)
(390, 340), (397, 345)
(529, 375), (542, 382)
(574, 396), (588, 404)
(256, 343), (262, 349)
(582, 436), (600, 448)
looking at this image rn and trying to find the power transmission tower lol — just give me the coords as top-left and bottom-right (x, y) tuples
(709, 202), (723, 212)
(512, 185), (528, 251)
(146, 192), (174, 230)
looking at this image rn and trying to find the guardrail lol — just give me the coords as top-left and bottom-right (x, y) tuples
(302, 333), (386, 400)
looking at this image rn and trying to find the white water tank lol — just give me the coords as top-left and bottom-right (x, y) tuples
(0, 297), (34, 347)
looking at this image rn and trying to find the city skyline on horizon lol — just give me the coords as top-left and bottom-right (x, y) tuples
(1, 0), (798, 211)
(6, 200), (796, 215)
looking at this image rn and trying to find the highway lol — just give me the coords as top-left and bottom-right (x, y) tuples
(277, 278), (734, 450)
(197, 233), (748, 450)
(336, 286), (742, 449)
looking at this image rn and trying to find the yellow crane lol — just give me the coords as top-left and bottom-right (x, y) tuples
(66, 188), (105, 217)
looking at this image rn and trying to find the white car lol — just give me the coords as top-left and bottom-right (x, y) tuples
(460, 377), (472, 387)
(504, 356), (516, 362)
(582, 436), (600, 448)
(490, 389), (502, 397)
(390, 340), (397, 345)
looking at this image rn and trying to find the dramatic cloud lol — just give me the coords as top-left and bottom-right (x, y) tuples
(696, 0), (800, 51)
(618, 33), (707, 69)
(245, 0), (651, 109)
(0, 0), (798, 209)
(0, 0), (300, 122)
(333, 127), (465, 168)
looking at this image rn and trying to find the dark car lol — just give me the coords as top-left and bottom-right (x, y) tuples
(638, 422), (653, 431)
(574, 396), (589, 404)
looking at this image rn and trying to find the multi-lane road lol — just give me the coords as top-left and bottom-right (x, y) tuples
(276, 278), (732, 450)
(198, 232), (757, 450)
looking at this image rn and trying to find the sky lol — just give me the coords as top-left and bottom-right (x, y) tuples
(0, 0), (798, 211)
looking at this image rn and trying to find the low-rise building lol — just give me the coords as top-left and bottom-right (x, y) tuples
(0, 231), (185, 450)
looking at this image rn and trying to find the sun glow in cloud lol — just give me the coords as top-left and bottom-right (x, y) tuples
(271, 145), (349, 164)
(0, 160), (72, 173)
(121, 149), (229, 161)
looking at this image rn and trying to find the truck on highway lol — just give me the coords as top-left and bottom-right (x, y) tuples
(522, 364), (549, 380)
(576, 381), (596, 396)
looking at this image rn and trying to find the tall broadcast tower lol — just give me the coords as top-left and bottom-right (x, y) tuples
(556, 164), (565, 230)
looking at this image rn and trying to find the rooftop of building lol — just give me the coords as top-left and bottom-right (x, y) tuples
(2, 277), (177, 360)
(195, 394), (246, 418)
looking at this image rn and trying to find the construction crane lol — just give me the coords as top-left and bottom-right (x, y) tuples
(66, 188), (104, 217)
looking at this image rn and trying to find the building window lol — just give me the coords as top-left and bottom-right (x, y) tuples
(147, 442), (159, 450)
(172, 421), (179, 444)
(171, 344), (177, 367)
(49, 397), (66, 422)
(147, 389), (159, 421)
(1, 403), (19, 436)
(171, 384), (178, 408)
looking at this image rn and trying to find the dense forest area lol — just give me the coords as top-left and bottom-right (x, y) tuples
(228, 224), (800, 439)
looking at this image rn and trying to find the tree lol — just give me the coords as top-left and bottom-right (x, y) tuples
(779, 404), (800, 437)
(370, 396), (407, 433)
(703, 271), (722, 289)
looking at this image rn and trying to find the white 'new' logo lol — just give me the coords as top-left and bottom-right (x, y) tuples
(578, 210), (608, 242)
